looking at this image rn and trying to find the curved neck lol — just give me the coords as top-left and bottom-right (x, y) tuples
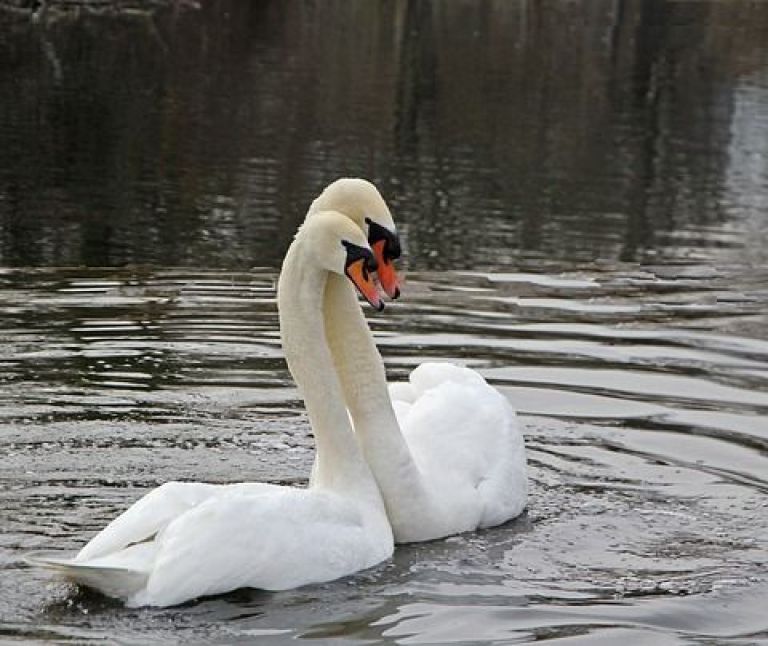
(323, 273), (392, 422)
(277, 243), (371, 492)
(322, 274), (441, 533)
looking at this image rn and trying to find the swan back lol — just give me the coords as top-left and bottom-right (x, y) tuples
(390, 363), (528, 535)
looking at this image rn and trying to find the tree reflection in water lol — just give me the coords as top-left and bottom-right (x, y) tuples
(0, 1), (766, 270)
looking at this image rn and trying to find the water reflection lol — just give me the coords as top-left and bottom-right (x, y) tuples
(1, 1), (768, 268)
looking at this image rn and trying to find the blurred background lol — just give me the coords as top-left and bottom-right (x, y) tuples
(1, 0), (767, 270)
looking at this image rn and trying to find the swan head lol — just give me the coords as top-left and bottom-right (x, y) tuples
(309, 178), (402, 299)
(300, 211), (384, 311)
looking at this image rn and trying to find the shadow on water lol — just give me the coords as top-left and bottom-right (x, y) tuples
(1, 0), (768, 644)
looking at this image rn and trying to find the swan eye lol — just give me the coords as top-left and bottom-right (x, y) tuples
(365, 218), (402, 300)
(341, 240), (384, 311)
(341, 240), (377, 273)
(366, 218), (401, 262)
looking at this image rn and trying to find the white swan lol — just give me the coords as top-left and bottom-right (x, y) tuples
(311, 178), (528, 543)
(25, 211), (394, 607)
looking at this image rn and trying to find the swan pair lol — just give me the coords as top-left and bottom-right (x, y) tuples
(26, 179), (527, 607)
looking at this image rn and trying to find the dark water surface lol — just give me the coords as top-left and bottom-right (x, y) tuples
(1, 1), (768, 643)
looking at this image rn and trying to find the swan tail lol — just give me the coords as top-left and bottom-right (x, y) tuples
(76, 481), (221, 562)
(25, 551), (148, 601)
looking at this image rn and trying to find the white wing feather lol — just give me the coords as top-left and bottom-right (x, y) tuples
(28, 482), (391, 607)
(390, 363), (527, 530)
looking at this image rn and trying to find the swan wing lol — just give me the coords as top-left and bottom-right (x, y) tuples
(74, 481), (226, 562)
(138, 486), (390, 607)
(30, 483), (389, 607)
(395, 363), (528, 527)
(28, 482), (277, 602)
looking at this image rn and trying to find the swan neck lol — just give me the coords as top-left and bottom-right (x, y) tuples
(278, 244), (368, 491)
(323, 274), (440, 533)
(323, 275), (392, 420)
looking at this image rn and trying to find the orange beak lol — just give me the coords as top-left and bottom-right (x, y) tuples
(372, 239), (401, 299)
(346, 258), (384, 311)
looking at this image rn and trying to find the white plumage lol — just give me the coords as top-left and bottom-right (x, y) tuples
(318, 179), (528, 543)
(389, 362), (528, 534)
(28, 482), (391, 607)
(26, 179), (528, 605)
(26, 211), (394, 607)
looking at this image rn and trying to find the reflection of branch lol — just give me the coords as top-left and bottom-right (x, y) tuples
(31, 0), (48, 22)
(143, 11), (168, 55)
(39, 29), (63, 82)
(0, 0), (200, 19)
(0, 2), (32, 16)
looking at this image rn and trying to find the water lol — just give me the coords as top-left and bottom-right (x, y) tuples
(1, 1), (768, 643)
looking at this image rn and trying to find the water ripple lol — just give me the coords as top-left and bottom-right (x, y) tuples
(1, 264), (767, 643)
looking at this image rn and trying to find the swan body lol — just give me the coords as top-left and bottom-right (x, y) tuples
(315, 179), (528, 542)
(387, 363), (528, 534)
(26, 211), (394, 607)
